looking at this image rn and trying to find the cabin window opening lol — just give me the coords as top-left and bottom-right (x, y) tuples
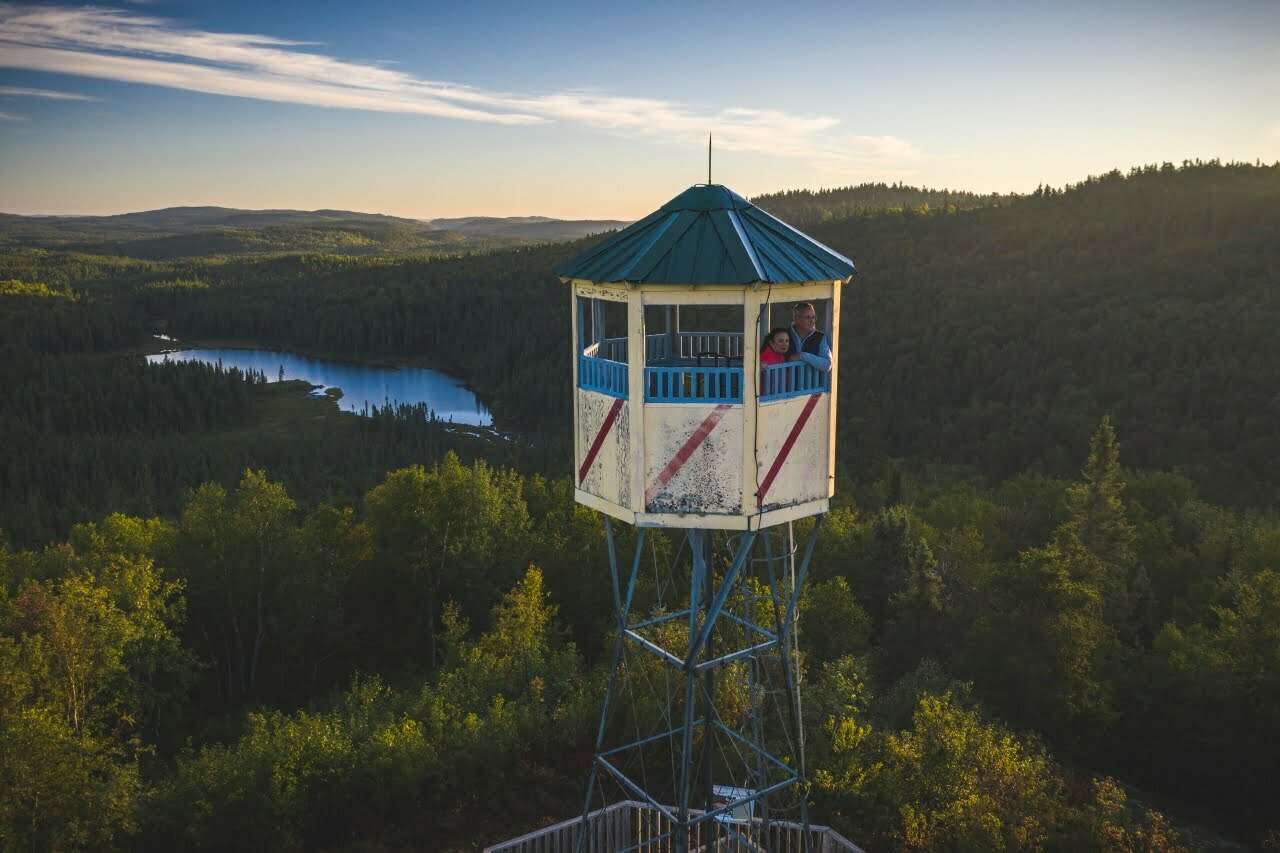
(577, 295), (628, 398)
(758, 296), (834, 401)
(643, 302), (743, 402)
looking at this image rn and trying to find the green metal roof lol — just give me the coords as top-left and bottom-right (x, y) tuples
(554, 184), (857, 285)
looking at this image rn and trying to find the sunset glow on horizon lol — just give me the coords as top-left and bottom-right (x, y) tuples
(1, 0), (1277, 219)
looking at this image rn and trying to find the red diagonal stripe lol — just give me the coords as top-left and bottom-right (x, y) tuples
(645, 404), (733, 507)
(756, 393), (822, 508)
(578, 397), (626, 484)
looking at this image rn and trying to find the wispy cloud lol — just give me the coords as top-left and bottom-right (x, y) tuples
(0, 84), (96, 100)
(0, 3), (925, 165)
(0, 110), (28, 120)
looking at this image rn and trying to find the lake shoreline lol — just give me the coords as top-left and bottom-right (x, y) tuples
(144, 339), (495, 428)
(145, 334), (464, 379)
(144, 333), (502, 416)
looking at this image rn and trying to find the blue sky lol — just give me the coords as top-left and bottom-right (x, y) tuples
(1, 0), (1277, 219)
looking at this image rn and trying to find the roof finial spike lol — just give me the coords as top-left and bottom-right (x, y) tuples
(708, 133), (712, 185)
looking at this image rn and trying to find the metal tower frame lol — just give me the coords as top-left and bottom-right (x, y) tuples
(577, 515), (825, 852)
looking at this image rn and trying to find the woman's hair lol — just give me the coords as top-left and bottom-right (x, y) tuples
(762, 326), (790, 349)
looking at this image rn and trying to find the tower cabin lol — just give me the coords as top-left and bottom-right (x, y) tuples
(557, 184), (856, 530)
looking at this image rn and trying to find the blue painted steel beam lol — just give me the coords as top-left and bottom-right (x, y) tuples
(624, 530), (647, 624)
(686, 532), (758, 667)
(676, 530), (706, 849)
(605, 517), (621, 625)
(694, 637), (779, 673)
(598, 536), (650, 753)
(623, 628), (685, 670)
(781, 516), (823, 640)
(719, 608), (777, 641)
(628, 617), (778, 676)
(712, 719), (796, 774)
(762, 521), (822, 853)
(599, 719), (704, 759)
(576, 528), (648, 853)
(596, 756), (678, 823)
(629, 608), (692, 631)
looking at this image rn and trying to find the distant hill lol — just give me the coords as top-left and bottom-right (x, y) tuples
(0, 206), (628, 259)
(77, 206), (436, 232)
(431, 216), (626, 241)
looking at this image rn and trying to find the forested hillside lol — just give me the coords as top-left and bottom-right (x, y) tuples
(0, 206), (627, 259)
(751, 182), (1016, 228)
(2, 161), (1277, 850)
(813, 160), (1280, 508)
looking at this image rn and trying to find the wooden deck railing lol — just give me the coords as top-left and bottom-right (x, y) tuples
(484, 801), (864, 853)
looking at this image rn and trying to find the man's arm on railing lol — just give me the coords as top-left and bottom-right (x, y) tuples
(798, 335), (832, 372)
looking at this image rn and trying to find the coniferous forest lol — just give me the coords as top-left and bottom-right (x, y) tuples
(2, 161), (1278, 850)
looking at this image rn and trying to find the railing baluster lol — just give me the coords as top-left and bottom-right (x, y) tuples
(579, 354), (628, 399)
(636, 364), (758, 403)
(483, 804), (863, 853)
(758, 362), (834, 401)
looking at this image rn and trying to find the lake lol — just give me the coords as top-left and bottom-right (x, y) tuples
(147, 347), (493, 426)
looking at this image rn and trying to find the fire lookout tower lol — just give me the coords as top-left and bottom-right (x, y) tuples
(489, 185), (861, 852)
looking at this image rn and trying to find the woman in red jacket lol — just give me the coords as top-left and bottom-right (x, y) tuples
(760, 326), (790, 395)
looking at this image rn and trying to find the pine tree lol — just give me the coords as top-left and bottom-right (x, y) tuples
(1061, 416), (1136, 631)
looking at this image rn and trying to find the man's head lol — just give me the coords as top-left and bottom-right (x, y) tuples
(792, 302), (817, 337)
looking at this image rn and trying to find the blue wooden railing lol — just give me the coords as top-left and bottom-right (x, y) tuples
(581, 335), (829, 404)
(644, 332), (744, 363)
(645, 333), (670, 361)
(645, 367), (742, 403)
(580, 355), (628, 399)
(676, 332), (743, 360)
(760, 363), (829, 401)
(597, 337), (628, 362)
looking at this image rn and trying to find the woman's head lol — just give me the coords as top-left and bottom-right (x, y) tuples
(764, 327), (790, 355)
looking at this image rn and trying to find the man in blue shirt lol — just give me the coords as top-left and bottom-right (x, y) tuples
(787, 301), (831, 372)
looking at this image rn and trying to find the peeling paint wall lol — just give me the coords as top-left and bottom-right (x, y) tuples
(643, 405), (743, 515)
(577, 389), (631, 507)
(754, 394), (831, 511)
